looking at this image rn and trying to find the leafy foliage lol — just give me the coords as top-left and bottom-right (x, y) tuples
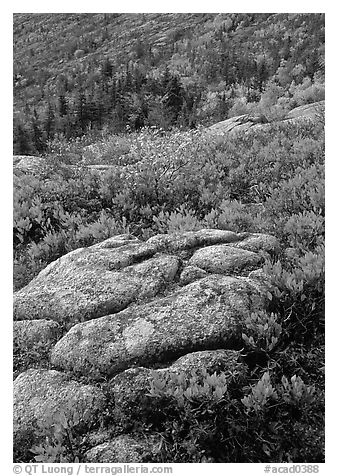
(141, 367), (323, 463)
(242, 311), (282, 353)
(148, 369), (228, 406)
(14, 106), (324, 463)
(30, 404), (96, 463)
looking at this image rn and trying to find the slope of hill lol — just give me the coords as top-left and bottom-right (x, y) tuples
(13, 13), (324, 154)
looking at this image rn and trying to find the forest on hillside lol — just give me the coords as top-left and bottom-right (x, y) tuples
(13, 13), (324, 155)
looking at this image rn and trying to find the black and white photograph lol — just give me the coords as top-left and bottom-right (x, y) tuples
(11, 6), (327, 471)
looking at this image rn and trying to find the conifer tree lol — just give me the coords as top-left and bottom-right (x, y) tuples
(30, 109), (45, 153)
(74, 90), (89, 133)
(13, 120), (31, 154)
(58, 95), (68, 117)
(43, 101), (56, 141)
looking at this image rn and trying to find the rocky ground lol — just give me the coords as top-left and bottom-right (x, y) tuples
(206, 101), (324, 136)
(14, 228), (280, 462)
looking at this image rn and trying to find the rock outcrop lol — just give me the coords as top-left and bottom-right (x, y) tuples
(284, 100), (324, 121)
(50, 274), (267, 377)
(13, 369), (107, 460)
(85, 435), (158, 463)
(13, 228), (279, 461)
(13, 155), (47, 174)
(206, 114), (268, 136)
(14, 230), (275, 327)
(206, 100), (324, 136)
(13, 238), (180, 326)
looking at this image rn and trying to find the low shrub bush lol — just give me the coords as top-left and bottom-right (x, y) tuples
(14, 119), (324, 462)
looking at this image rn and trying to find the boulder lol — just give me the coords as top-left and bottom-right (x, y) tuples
(284, 100), (324, 121)
(90, 233), (141, 249)
(206, 114), (268, 136)
(179, 265), (207, 285)
(189, 245), (264, 275)
(50, 274), (268, 378)
(170, 348), (246, 376)
(231, 233), (280, 255)
(13, 369), (107, 461)
(147, 228), (241, 253)
(184, 232), (279, 275)
(13, 155), (46, 174)
(13, 229), (280, 462)
(14, 230), (278, 328)
(205, 101), (324, 137)
(13, 239), (180, 326)
(85, 434), (158, 463)
(248, 268), (271, 284)
(85, 429), (113, 448)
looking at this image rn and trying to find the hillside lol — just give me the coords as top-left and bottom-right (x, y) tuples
(13, 13), (324, 154)
(13, 13), (325, 464)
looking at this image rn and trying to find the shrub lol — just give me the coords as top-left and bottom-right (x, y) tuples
(289, 77), (325, 106)
(284, 211), (324, 252)
(145, 367), (323, 463)
(31, 404), (96, 463)
(14, 117), (325, 462)
(242, 311), (283, 353)
(262, 246), (324, 344)
(153, 205), (204, 234)
(217, 199), (256, 232)
(82, 135), (131, 165)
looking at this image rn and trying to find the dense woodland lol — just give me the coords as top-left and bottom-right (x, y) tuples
(13, 13), (324, 154)
(13, 13), (325, 464)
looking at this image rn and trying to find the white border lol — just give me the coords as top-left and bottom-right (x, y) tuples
(3, 4), (335, 474)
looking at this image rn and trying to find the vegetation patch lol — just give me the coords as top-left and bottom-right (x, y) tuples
(13, 13), (324, 463)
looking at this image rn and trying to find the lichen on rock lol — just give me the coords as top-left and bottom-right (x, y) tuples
(50, 273), (269, 378)
(13, 369), (107, 461)
(13, 228), (280, 462)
